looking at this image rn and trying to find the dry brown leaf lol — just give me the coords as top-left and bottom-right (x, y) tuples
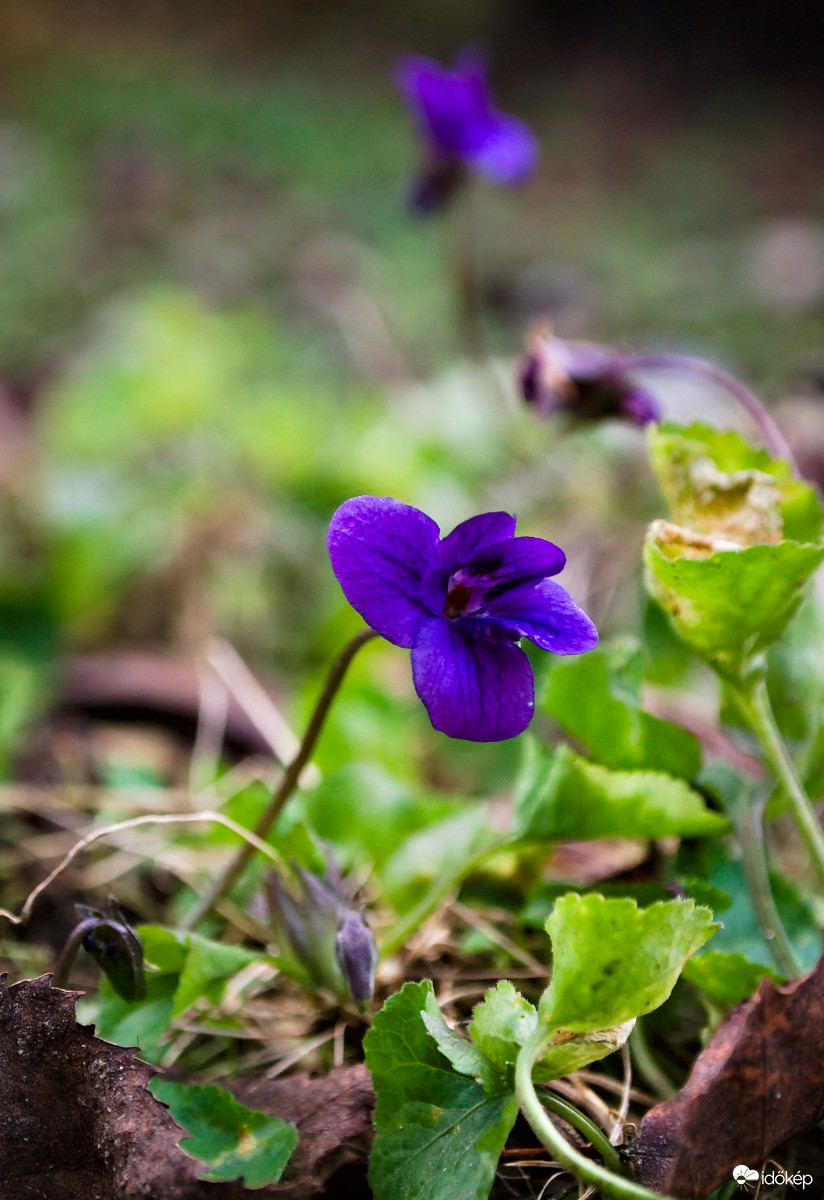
(0, 973), (373, 1199)
(626, 954), (824, 1198)
(0, 974), (218, 1199)
(231, 1064), (375, 1197)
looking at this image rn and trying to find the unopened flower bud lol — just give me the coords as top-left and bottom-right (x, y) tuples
(56, 899), (145, 1001)
(334, 912), (379, 1004)
(267, 849), (378, 1004)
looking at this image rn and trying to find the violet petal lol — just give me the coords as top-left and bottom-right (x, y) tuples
(437, 510), (517, 567)
(411, 616), (534, 741)
(620, 387), (661, 426)
(454, 534), (566, 589)
(328, 496), (439, 648)
(486, 578), (599, 654)
(396, 55), (493, 157)
(465, 112), (538, 183)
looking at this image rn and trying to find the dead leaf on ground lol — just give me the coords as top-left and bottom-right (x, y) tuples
(231, 1064), (375, 1197)
(625, 953), (824, 1198)
(0, 974), (215, 1200)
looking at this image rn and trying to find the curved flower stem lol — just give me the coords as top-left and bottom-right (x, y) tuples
(735, 792), (801, 977)
(730, 674), (824, 896)
(626, 353), (797, 468)
(181, 628), (379, 931)
(539, 1088), (625, 1176)
(515, 1029), (674, 1200)
(53, 918), (99, 989)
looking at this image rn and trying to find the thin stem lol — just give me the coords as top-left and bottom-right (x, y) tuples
(448, 179), (484, 360)
(735, 792), (800, 977)
(628, 1019), (676, 1101)
(515, 1028), (674, 1200)
(53, 918), (99, 989)
(627, 353), (796, 468)
(732, 675), (824, 894)
(0, 811), (285, 928)
(715, 1182), (740, 1200)
(539, 1087), (625, 1176)
(181, 628), (378, 931)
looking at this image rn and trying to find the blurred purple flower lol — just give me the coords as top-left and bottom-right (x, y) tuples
(396, 49), (538, 213)
(519, 328), (660, 427)
(328, 497), (597, 741)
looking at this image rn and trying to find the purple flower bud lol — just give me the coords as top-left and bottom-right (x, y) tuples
(334, 912), (379, 1004)
(267, 853), (377, 1003)
(519, 328), (660, 427)
(396, 49), (538, 214)
(58, 899), (145, 1001)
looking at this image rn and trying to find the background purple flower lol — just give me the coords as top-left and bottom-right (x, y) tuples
(396, 49), (538, 213)
(328, 496), (597, 742)
(519, 329), (660, 427)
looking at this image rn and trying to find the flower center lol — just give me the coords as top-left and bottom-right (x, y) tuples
(443, 583), (473, 619)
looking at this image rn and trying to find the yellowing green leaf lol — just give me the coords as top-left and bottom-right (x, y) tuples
(649, 421), (822, 544)
(150, 1080), (297, 1188)
(539, 893), (716, 1033)
(644, 527), (824, 675)
(468, 981), (633, 1083)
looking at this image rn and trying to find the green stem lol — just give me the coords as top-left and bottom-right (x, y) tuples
(181, 628), (378, 931)
(539, 1088), (624, 1176)
(628, 1019), (676, 1100)
(515, 1029), (675, 1200)
(732, 675), (824, 895)
(734, 793), (801, 977)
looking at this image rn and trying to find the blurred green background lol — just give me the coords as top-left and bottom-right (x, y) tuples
(0, 0), (823, 799)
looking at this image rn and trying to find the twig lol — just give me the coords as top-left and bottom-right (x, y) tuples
(0, 812), (285, 927)
(189, 664), (230, 794)
(265, 1029), (337, 1079)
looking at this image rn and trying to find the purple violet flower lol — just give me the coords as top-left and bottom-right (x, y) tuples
(328, 497), (597, 742)
(519, 329), (660, 427)
(396, 49), (538, 214)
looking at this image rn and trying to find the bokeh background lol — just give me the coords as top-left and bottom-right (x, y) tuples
(1, 0), (823, 808)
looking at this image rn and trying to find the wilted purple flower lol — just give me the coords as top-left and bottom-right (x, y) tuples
(328, 497), (597, 741)
(519, 329), (660, 427)
(396, 49), (538, 213)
